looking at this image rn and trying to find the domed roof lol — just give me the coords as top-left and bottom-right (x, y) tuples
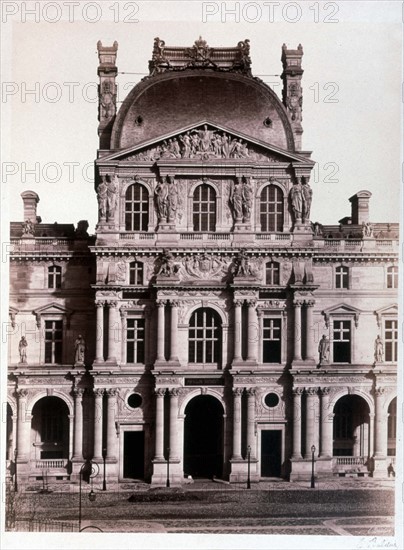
(110, 39), (295, 152)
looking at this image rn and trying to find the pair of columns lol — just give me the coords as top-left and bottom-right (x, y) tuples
(232, 388), (256, 459)
(154, 388), (180, 460)
(293, 299), (315, 361)
(156, 300), (179, 362)
(233, 299), (258, 363)
(95, 300), (118, 363)
(292, 387), (333, 459)
(72, 388), (117, 462)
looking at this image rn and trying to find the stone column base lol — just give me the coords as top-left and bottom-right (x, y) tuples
(289, 457), (332, 480)
(151, 459), (183, 486)
(229, 458), (259, 483)
(372, 456), (388, 478)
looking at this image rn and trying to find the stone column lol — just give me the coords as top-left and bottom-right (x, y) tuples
(156, 300), (166, 362)
(319, 387), (333, 458)
(368, 413), (375, 457)
(93, 389), (104, 461)
(16, 389), (30, 462)
(107, 301), (118, 362)
(154, 389), (166, 460)
(246, 300), (258, 362)
(72, 388), (84, 461)
(144, 305), (152, 366)
(169, 301), (179, 362)
(106, 389), (117, 460)
(293, 300), (302, 361)
(292, 387), (303, 459)
(168, 389), (180, 460)
(95, 301), (105, 362)
(232, 388), (243, 459)
(257, 308), (264, 363)
(374, 387), (387, 457)
(246, 388), (256, 458)
(304, 387), (318, 458)
(305, 300), (315, 361)
(233, 300), (243, 361)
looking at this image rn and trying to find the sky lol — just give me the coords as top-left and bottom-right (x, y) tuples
(1, 1), (402, 234)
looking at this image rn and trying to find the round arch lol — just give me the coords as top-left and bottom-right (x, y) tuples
(183, 303), (227, 326)
(255, 180), (286, 198)
(188, 179), (220, 199)
(27, 391), (74, 416)
(332, 393), (371, 458)
(330, 389), (374, 416)
(179, 388), (226, 417)
(121, 179), (152, 198)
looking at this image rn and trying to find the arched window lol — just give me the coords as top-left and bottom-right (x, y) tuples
(260, 185), (283, 232)
(387, 266), (398, 289)
(265, 262), (280, 285)
(335, 266), (349, 289)
(193, 184), (216, 231)
(48, 265), (61, 289)
(189, 308), (221, 363)
(125, 183), (149, 231)
(129, 261), (143, 285)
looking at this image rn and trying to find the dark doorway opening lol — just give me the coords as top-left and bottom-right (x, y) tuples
(184, 395), (223, 479)
(123, 431), (144, 479)
(261, 430), (282, 477)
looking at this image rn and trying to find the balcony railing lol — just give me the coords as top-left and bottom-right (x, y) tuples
(34, 459), (67, 469)
(334, 456), (366, 466)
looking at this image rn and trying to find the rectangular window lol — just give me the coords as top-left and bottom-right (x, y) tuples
(333, 320), (351, 363)
(44, 320), (63, 364)
(384, 320), (398, 362)
(263, 318), (282, 363)
(335, 266), (349, 289)
(126, 318), (145, 363)
(48, 266), (61, 289)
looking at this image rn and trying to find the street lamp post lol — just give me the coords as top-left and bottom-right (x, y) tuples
(79, 460), (97, 532)
(310, 445), (316, 489)
(166, 447), (170, 488)
(247, 445), (251, 489)
(14, 449), (18, 493)
(102, 447), (107, 491)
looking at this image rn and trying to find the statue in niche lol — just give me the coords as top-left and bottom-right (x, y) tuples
(301, 177), (313, 223)
(166, 176), (178, 223)
(374, 335), (383, 362)
(107, 175), (118, 220)
(155, 179), (169, 221)
(74, 335), (85, 365)
(18, 336), (28, 363)
(97, 176), (108, 220)
(22, 219), (34, 236)
(318, 335), (330, 365)
(289, 180), (303, 223)
(230, 177), (244, 221)
(242, 177), (253, 222)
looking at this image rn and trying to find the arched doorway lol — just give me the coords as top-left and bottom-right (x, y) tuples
(31, 397), (69, 460)
(387, 397), (397, 458)
(333, 395), (370, 457)
(184, 395), (224, 479)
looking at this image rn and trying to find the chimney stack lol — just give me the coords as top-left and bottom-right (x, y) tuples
(21, 190), (40, 223)
(349, 190), (372, 225)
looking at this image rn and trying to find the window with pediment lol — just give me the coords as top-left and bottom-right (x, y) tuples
(125, 183), (149, 231)
(260, 185), (283, 232)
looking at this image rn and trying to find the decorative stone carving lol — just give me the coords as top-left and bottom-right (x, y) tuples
(99, 79), (116, 120)
(97, 176), (108, 220)
(306, 387), (318, 395)
(290, 180), (303, 223)
(229, 176), (254, 223)
(156, 249), (180, 277)
(155, 388), (167, 397)
(124, 125), (283, 163)
(22, 219), (35, 236)
(181, 253), (229, 281)
(17, 389), (29, 398)
(292, 387), (304, 395)
(362, 221), (373, 238)
(301, 177), (312, 223)
(232, 387), (244, 397)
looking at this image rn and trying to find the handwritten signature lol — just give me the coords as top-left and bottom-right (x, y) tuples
(356, 537), (397, 549)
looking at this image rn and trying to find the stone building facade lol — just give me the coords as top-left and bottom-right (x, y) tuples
(6, 38), (398, 487)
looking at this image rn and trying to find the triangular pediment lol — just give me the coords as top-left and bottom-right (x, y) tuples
(33, 302), (74, 328)
(374, 304), (398, 328)
(97, 120), (314, 165)
(322, 303), (362, 328)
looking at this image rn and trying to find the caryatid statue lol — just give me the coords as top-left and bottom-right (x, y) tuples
(301, 176), (313, 223)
